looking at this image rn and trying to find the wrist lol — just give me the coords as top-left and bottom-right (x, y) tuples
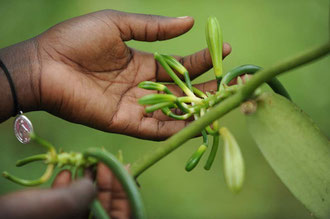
(0, 38), (41, 121)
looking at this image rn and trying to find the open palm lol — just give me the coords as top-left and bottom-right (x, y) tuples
(35, 10), (231, 140)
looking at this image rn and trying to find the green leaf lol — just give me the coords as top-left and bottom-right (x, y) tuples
(246, 92), (330, 219)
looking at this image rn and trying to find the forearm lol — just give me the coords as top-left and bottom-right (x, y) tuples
(0, 39), (40, 122)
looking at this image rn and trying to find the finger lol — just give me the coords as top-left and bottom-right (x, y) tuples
(0, 179), (95, 219)
(227, 74), (252, 85)
(96, 163), (131, 218)
(52, 170), (72, 188)
(156, 43), (231, 82)
(96, 162), (115, 191)
(84, 167), (96, 181)
(108, 10), (194, 41)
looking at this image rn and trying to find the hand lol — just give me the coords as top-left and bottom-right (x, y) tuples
(0, 163), (130, 219)
(0, 10), (231, 139)
(34, 10), (231, 139)
(0, 178), (95, 219)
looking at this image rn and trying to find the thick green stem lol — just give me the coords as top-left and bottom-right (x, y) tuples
(90, 200), (111, 219)
(84, 149), (146, 219)
(75, 166), (110, 219)
(131, 42), (329, 178)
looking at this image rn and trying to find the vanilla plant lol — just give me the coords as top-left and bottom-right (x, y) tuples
(138, 16), (291, 192)
(3, 16), (329, 219)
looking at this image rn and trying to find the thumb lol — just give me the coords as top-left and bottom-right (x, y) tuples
(108, 10), (194, 41)
(0, 179), (96, 219)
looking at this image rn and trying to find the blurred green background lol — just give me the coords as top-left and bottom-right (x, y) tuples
(0, 0), (329, 218)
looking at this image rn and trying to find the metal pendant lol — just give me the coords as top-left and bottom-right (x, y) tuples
(13, 113), (34, 144)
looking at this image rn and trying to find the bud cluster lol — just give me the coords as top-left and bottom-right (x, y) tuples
(2, 133), (103, 186)
(138, 17), (247, 193)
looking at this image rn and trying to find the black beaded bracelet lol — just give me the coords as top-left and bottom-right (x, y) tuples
(0, 58), (20, 115)
(0, 58), (34, 144)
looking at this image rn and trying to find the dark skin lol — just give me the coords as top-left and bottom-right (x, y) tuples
(0, 164), (130, 219)
(0, 10), (231, 219)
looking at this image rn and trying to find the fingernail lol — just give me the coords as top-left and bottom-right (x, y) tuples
(177, 16), (189, 19)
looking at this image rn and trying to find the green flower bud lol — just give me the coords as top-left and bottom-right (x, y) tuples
(220, 127), (245, 193)
(145, 102), (174, 113)
(185, 144), (207, 172)
(177, 96), (197, 103)
(162, 54), (188, 75)
(138, 94), (177, 105)
(192, 87), (207, 99)
(162, 54), (194, 91)
(154, 52), (197, 98)
(206, 16), (223, 79)
(138, 81), (167, 92)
